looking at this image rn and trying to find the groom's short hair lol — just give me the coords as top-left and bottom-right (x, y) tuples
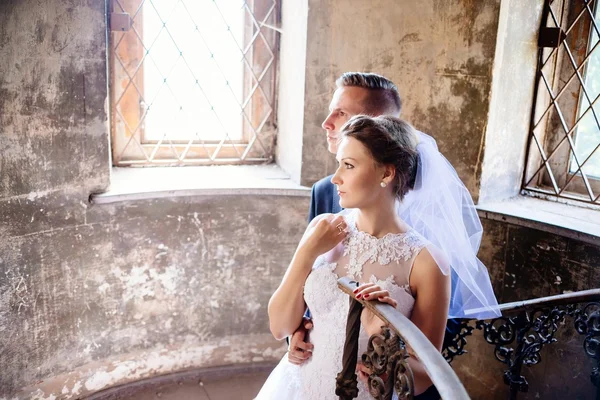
(335, 72), (402, 117)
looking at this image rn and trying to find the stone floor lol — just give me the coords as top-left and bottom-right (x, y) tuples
(88, 365), (273, 400)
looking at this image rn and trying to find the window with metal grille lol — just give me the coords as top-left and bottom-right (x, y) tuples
(109, 0), (280, 166)
(524, 0), (600, 205)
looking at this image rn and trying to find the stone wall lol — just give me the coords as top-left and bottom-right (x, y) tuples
(1, 194), (307, 398)
(0, 1), (307, 397)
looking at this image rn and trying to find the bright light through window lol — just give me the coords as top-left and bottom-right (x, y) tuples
(143, 1), (244, 141)
(110, 0), (279, 165)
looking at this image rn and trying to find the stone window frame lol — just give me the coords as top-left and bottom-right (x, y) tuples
(522, 0), (600, 205)
(108, 0), (281, 166)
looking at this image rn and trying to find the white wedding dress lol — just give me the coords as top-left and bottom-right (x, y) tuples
(256, 210), (427, 399)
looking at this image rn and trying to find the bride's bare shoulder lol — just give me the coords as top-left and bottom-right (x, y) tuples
(410, 247), (450, 295)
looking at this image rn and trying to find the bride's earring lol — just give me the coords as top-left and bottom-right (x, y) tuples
(380, 182), (387, 188)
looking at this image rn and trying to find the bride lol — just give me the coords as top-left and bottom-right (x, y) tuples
(256, 115), (499, 399)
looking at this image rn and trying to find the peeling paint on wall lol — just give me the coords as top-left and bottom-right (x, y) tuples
(10, 335), (286, 399)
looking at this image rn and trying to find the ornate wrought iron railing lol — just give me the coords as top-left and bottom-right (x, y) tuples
(337, 277), (600, 400)
(445, 288), (600, 400)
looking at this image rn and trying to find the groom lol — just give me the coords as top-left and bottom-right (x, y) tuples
(289, 72), (446, 399)
(307, 72), (403, 221)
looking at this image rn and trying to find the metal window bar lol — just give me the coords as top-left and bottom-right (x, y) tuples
(109, 0), (280, 166)
(523, 0), (600, 205)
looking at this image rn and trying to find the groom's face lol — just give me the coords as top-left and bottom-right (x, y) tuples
(322, 86), (371, 154)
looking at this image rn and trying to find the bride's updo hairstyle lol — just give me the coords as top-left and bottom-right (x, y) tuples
(340, 115), (418, 201)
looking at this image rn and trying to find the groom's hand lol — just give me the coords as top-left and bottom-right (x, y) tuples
(356, 362), (389, 386)
(356, 362), (371, 385)
(287, 319), (314, 365)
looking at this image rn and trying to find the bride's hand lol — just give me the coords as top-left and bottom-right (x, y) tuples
(354, 282), (398, 307)
(354, 283), (398, 338)
(299, 214), (348, 257)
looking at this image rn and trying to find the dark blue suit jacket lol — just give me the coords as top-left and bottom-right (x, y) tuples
(308, 174), (342, 222)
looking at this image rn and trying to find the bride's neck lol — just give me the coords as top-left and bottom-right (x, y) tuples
(354, 201), (407, 238)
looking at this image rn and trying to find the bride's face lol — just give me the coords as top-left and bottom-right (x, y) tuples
(331, 136), (390, 209)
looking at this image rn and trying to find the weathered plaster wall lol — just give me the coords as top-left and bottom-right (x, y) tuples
(0, 1), (308, 398)
(300, 0), (502, 200)
(1, 194), (307, 398)
(0, 0), (109, 199)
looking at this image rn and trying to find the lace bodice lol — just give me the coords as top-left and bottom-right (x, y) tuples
(256, 210), (427, 400)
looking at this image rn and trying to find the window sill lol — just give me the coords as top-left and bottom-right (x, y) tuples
(91, 164), (310, 205)
(477, 196), (600, 245)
